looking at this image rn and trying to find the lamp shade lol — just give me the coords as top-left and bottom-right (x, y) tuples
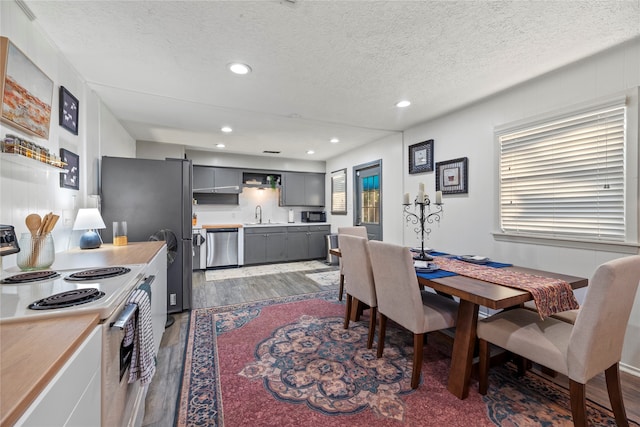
(73, 208), (106, 231)
(73, 208), (106, 250)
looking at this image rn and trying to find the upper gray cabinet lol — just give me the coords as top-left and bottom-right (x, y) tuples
(280, 172), (325, 206)
(193, 166), (241, 194)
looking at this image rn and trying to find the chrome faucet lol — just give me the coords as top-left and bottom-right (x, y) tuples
(255, 205), (262, 224)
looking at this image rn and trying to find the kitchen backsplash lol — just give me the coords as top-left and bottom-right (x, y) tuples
(193, 187), (309, 226)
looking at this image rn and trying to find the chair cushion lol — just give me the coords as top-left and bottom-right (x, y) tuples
(477, 308), (573, 376)
(420, 292), (458, 333)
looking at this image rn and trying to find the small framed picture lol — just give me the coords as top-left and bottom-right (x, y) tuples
(59, 86), (79, 135)
(408, 140), (434, 174)
(60, 148), (79, 190)
(436, 157), (468, 194)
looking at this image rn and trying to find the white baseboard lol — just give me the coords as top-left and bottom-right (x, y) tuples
(620, 362), (640, 377)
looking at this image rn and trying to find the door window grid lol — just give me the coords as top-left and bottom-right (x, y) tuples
(361, 175), (380, 224)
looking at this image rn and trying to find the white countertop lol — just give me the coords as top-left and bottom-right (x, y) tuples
(241, 222), (331, 227)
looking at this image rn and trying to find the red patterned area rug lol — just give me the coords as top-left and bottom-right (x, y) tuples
(176, 291), (638, 426)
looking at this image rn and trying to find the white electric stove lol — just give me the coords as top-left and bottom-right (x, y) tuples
(0, 264), (146, 323)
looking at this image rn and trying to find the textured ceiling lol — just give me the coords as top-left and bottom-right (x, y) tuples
(23, 0), (640, 160)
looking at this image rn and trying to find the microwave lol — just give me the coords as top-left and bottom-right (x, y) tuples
(301, 211), (326, 223)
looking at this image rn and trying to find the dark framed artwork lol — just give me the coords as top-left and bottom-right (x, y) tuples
(0, 37), (54, 139)
(59, 148), (79, 190)
(59, 86), (79, 135)
(408, 139), (434, 174)
(436, 157), (468, 194)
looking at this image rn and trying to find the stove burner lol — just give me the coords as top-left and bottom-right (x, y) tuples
(28, 288), (105, 310)
(1, 270), (60, 284)
(64, 266), (131, 282)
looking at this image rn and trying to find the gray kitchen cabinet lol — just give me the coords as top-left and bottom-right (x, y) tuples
(244, 225), (329, 265)
(214, 168), (242, 193)
(193, 165), (215, 192)
(244, 227), (287, 264)
(308, 225), (330, 259)
(286, 226), (310, 260)
(280, 172), (325, 206)
(193, 166), (241, 194)
(266, 231), (287, 263)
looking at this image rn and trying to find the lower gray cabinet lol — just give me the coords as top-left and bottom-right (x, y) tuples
(245, 225), (330, 265)
(244, 227), (287, 265)
(308, 225), (329, 259)
(286, 226), (310, 261)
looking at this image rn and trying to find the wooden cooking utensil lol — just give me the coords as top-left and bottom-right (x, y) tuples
(45, 214), (59, 233)
(25, 214), (41, 236)
(38, 212), (51, 235)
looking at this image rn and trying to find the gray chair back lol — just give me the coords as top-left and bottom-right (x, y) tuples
(368, 240), (425, 333)
(568, 255), (640, 383)
(338, 234), (376, 307)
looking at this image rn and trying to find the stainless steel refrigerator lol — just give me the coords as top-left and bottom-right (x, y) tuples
(100, 156), (192, 313)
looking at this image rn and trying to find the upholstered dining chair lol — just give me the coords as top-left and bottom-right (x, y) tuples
(339, 234), (377, 349)
(477, 255), (640, 427)
(368, 240), (459, 389)
(337, 226), (368, 301)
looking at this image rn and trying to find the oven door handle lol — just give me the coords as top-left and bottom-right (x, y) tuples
(111, 275), (156, 329)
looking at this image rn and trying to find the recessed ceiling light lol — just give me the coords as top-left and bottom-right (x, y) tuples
(216, 143), (225, 148)
(228, 63), (251, 75)
(221, 126), (232, 133)
(395, 100), (411, 108)
(330, 138), (339, 144)
(307, 150), (315, 155)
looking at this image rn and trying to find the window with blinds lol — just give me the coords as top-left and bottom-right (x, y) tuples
(499, 102), (626, 242)
(331, 168), (347, 214)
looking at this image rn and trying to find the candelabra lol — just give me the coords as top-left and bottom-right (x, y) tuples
(403, 190), (443, 261)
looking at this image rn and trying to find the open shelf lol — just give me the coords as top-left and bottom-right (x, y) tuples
(0, 152), (68, 173)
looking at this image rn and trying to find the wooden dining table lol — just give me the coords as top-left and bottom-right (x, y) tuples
(329, 248), (588, 400)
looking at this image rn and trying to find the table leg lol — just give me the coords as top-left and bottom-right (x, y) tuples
(447, 300), (479, 399)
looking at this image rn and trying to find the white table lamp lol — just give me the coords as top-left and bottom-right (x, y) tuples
(73, 208), (106, 249)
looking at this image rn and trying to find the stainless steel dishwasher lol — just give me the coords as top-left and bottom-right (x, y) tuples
(206, 227), (239, 268)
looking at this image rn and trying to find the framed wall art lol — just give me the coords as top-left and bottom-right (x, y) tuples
(60, 148), (79, 190)
(59, 86), (79, 135)
(436, 157), (468, 194)
(0, 37), (54, 139)
(408, 139), (434, 174)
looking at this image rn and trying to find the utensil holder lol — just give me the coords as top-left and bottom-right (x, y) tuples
(17, 233), (55, 271)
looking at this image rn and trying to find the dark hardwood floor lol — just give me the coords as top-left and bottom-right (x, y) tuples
(142, 265), (640, 426)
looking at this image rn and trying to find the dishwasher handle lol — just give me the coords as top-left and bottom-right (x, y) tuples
(207, 228), (238, 233)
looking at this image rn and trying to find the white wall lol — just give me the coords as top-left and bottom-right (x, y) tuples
(137, 140), (185, 160)
(0, 2), (136, 265)
(324, 38), (640, 373)
(325, 132), (404, 244)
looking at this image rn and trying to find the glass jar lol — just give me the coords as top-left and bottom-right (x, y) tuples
(17, 233), (55, 271)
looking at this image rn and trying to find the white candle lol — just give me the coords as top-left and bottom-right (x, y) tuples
(403, 193), (410, 205)
(418, 182), (425, 192)
(417, 190), (424, 203)
(435, 190), (443, 204)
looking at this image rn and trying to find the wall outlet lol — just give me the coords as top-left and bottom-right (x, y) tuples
(170, 293), (177, 305)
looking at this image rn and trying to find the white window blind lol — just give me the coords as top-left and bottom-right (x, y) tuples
(499, 103), (626, 241)
(331, 169), (347, 214)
